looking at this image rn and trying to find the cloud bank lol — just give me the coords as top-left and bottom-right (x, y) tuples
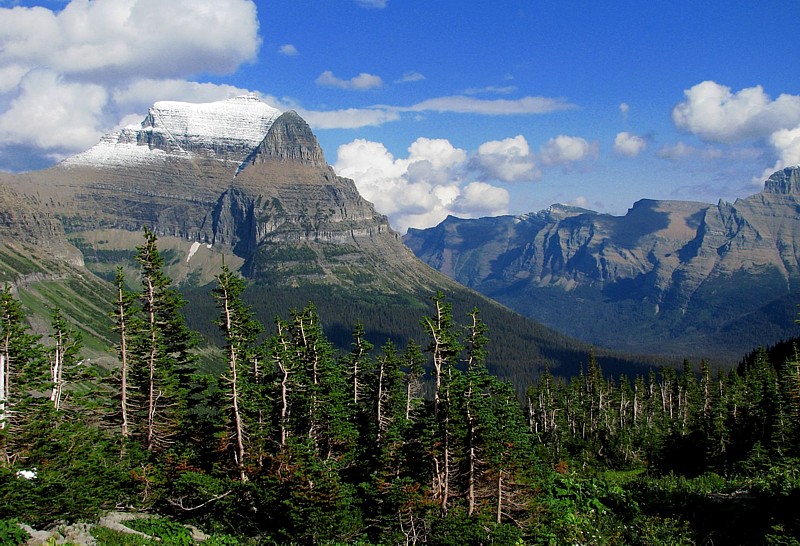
(335, 138), (510, 233)
(0, 0), (261, 167)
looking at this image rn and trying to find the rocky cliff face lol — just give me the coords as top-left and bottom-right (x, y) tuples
(0, 181), (82, 265)
(201, 110), (414, 287)
(405, 166), (800, 361)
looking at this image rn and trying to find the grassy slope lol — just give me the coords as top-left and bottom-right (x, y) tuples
(1, 242), (118, 369)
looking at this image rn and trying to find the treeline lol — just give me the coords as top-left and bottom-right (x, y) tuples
(181, 279), (668, 393)
(528, 351), (800, 474)
(1, 229), (799, 545)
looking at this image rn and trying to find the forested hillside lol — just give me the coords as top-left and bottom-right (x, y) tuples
(1, 232), (798, 545)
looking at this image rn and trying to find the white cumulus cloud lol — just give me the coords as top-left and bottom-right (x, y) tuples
(757, 126), (800, 181)
(334, 137), (509, 233)
(0, 0), (260, 79)
(540, 135), (596, 166)
(670, 81), (800, 182)
(454, 181), (509, 217)
(473, 135), (538, 182)
(407, 137), (467, 172)
(0, 70), (108, 154)
(771, 127), (800, 167)
(672, 81), (800, 143)
(315, 71), (383, 91)
(614, 132), (648, 157)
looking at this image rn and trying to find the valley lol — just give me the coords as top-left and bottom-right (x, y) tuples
(0, 96), (798, 545)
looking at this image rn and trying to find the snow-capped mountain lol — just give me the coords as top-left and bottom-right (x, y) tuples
(62, 95), (282, 168)
(1, 96), (438, 292)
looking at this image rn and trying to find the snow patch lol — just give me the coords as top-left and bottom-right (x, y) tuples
(16, 468), (37, 480)
(148, 95), (281, 147)
(187, 241), (202, 262)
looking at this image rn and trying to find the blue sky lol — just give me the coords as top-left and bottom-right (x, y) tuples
(1, 0), (799, 232)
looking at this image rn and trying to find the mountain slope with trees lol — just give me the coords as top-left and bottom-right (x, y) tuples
(0, 231), (798, 545)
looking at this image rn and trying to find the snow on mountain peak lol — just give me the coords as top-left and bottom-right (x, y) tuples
(62, 95), (283, 169)
(145, 95), (282, 148)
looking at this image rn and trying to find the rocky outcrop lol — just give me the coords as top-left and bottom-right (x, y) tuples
(239, 110), (327, 169)
(405, 166), (800, 360)
(208, 111), (389, 246)
(203, 111), (416, 286)
(0, 182), (62, 244)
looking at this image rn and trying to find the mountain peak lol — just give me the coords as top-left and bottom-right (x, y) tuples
(241, 110), (327, 169)
(763, 165), (800, 195)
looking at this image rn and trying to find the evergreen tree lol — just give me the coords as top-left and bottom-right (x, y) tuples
(111, 266), (138, 438)
(0, 284), (46, 465)
(421, 292), (463, 515)
(342, 322), (373, 409)
(48, 307), (83, 412)
(780, 345), (800, 452)
(262, 304), (362, 542)
(212, 263), (265, 481)
(402, 339), (425, 423)
(129, 228), (198, 453)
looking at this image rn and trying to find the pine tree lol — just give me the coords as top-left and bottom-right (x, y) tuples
(421, 292), (463, 515)
(462, 308), (489, 516)
(402, 339), (425, 423)
(111, 266), (138, 438)
(48, 307), (83, 412)
(129, 227), (198, 453)
(213, 263), (264, 481)
(0, 284), (46, 465)
(264, 304), (362, 542)
(342, 323), (373, 408)
(780, 345), (800, 452)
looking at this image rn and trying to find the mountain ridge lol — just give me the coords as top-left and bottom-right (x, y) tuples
(405, 165), (800, 362)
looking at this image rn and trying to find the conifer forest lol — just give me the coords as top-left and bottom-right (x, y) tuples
(1, 230), (799, 545)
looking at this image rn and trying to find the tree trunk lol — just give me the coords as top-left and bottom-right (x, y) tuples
(222, 292), (248, 482)
(146, 275), (158, 452)
(116, 276), (130, 438)
(276, 322), (291, 448)
(467, 405), (476, 515)
(376, 357), (385, 444)
(0, 354), (6, 430)
(496, 471), (503, 524)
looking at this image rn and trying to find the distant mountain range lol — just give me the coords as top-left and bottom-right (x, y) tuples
(1, 96), (657, 386)
(404, 166), (800, 363)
